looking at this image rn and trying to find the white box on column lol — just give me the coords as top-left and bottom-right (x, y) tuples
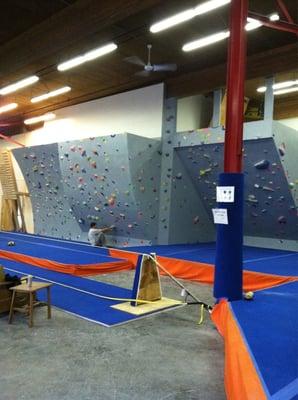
(216, 186), (235, 203)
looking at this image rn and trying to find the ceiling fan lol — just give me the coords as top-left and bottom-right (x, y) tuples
(124, 44), (177, 77)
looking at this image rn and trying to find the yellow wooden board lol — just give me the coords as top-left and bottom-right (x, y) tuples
(136, 255), (162, 302)
(111, 297), (184, 315)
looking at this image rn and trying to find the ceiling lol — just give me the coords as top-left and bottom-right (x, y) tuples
(0, 0), (297, 134)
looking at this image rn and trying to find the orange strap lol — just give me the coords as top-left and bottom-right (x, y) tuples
(0, 249), (133, 276)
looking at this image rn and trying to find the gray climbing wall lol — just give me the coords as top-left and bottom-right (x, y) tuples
(157, 98), (215, 244)
(175, 137), (298, 241)
(13, 133), (162, 246)
(168, 151), (215, 243)
(273, 122), (298, 207)
(13, 143), (82, 240)
(11, 121), (298, 248)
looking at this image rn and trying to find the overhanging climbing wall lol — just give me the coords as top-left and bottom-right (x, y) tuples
(13, 143), (82, 240)
(175, 137), (298, 241)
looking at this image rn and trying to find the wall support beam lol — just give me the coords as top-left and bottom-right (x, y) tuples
(276, 0), (294, 24)
(264, 77), (275, 121)
(212, 89), (222, 128)
(157, 97), (177, 244)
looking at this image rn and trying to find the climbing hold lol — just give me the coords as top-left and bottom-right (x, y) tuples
(278, 143), (286, 156)
(278, 216), (286, 224)
(193, 216), (200, 224)
(254, 160), (270, 170)
(199, 168), (212, 176)
(262, 186), (275, 192)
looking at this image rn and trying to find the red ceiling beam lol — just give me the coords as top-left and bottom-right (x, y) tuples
(248, 11), (298, 35)
(276, 0), (294, 24)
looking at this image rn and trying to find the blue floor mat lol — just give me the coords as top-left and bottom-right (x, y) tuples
(125, 244), (298, 277)
(2, 259), (181, 327)
(1, 233), (297, 277)
(0, 231), (109, 255)
(231, 282), (298, 398)
(244, 253), (298, 277)
(0, 236), (126, 266)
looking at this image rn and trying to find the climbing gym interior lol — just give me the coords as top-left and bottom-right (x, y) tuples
(0, 1), (297, 400)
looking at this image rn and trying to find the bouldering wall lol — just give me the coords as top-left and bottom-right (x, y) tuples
(175, 137), (298, 242)
(273, 122), (298, 208)
(13, 143), (82, 240)
(168, 151), (215, 243)
(13, 133), (162, 246)
(11, 120), (298, 249)
(157, 97), (215, 244)
(59, 133), (161, 245)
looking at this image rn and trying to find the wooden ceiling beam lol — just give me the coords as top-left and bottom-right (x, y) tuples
(0, 0), (163, 79)
(166, 43), (298, 98)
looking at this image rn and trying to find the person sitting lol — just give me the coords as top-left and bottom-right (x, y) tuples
(88, 222), (115, 247)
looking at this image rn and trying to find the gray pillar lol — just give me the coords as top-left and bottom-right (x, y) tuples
(212, 89), (222, 127)
(264, 77), (274, 121)
(157, 97), (177, 245)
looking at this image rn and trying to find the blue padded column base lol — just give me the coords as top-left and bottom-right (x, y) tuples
(214, 173), (244, 301)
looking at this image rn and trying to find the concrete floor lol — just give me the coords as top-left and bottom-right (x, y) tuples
(0, 271), (226, 400)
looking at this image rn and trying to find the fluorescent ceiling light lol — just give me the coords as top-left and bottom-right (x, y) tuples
(245, 13), (279, 31)
(245, 17), (262, 31)
(183, 30), (230, 52)
(31, 86), (71, 103)
(150, 0), (231, 33)
(257, 80), (298, 93)
(269, 13), (279, 21)
(194, 0), (231, 15)
(150, 9), (196, 33)
(273, 80), (298, 90)
(24, 113), (56, 125)
(57, 43), (117, 71)
(0, 75), (39, 95)
(274, 87), (298, 95)
(0, 103), (18, 114)
(257, 86), (267, 93)
(182, 12), (281, 53)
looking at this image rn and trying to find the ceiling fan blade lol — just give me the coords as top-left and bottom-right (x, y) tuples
(153, 63), (177, 72)
(124, 56), (146, 67)
(135, 70), (151, 77)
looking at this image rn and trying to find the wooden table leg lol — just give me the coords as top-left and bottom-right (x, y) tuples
(47, 286), (51, 319)
(29, 292), (34, 328)
(8, 291), (16, 324)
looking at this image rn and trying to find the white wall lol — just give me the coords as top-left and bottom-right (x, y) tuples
(0, 83), (164, 150)
(279, 118), (298, 131)
(177, 94), (213, 132)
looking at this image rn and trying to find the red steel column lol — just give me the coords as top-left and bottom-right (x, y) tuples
(224, 0), (248, 173)
(214, 0), (248, 301)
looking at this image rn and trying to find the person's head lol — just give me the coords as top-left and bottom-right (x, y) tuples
(90, 222), (97, 228)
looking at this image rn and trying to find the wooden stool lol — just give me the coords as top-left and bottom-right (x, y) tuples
(8, 282), (52, 328)
(0, 281), (13, 313)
